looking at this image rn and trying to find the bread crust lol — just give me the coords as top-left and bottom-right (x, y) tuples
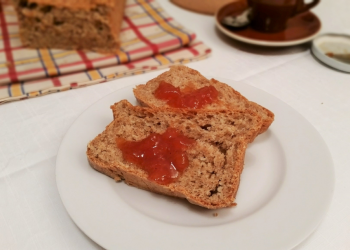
(87, 100), (261, 209)
(26, 0), (120, 9)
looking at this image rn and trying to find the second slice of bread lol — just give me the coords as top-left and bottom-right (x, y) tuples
(87, 100), (263, 209)
(133, 65), (274, 134)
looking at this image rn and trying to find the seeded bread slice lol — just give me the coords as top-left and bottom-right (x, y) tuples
(133, 65), (274, 134)
(87, 100), (263, 209)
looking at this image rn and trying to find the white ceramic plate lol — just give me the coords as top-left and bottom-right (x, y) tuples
(56, 78), (334, 250)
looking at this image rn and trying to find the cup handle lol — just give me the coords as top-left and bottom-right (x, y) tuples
(293, 0), (320, 16)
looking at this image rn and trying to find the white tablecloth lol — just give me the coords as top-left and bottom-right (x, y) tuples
(1, 0), (349, 249)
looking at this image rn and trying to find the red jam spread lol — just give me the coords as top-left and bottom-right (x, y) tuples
(116, 128), (195, 185)
(154, 81), (218, 109)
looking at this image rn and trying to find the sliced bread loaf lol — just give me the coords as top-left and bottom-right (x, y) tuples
(133, 65), (274, 134)
(12, 0), (125, 54)
(87, 100), (263, 209)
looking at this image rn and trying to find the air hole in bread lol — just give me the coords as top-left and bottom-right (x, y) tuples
(210, 141), (227, 154)
(54, 18), (64, 26)
(219, 147), (227, 154)
(19, 0), (27, 7)
(209, 185), (219, 196)
(200, 124), (211, 131)
(28, 2), (37, 9)
(95, 21), (104, 31)
(40, 6), (52, 13)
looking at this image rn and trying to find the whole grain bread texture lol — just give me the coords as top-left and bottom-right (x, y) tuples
(133, 65), (274, 134)
(11, 0), (125, 54)
(87, 100), (263, 209)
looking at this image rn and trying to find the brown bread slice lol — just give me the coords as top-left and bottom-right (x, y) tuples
(87, 100), (263, 209)
(133, 65), (274, 134)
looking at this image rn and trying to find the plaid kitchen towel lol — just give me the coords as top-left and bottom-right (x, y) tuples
(0, 0), (212, 104)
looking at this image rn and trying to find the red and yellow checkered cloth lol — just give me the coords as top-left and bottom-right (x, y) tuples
(0, 0), (211, 104)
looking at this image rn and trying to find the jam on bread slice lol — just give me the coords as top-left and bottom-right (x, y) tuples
(87, 100), (263, 209)
(133, 65), (274, 135)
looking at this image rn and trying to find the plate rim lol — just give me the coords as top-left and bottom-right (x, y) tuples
(215, 2), (322, 47)
(56, 79), (334, 250)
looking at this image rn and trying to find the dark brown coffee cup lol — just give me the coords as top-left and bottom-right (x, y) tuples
(248, 0), (320, 33)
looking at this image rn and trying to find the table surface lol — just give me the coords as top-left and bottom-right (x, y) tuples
(1, 0), (349, 249)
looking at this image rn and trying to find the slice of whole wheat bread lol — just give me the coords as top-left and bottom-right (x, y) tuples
(133, 65), (274, 134)
(87, 100), (263, 209)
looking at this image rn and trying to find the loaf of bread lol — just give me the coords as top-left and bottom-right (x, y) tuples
(134, 65), (274, 135)
(11, 0), (126, 54)
(87, 100), (263, 209)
